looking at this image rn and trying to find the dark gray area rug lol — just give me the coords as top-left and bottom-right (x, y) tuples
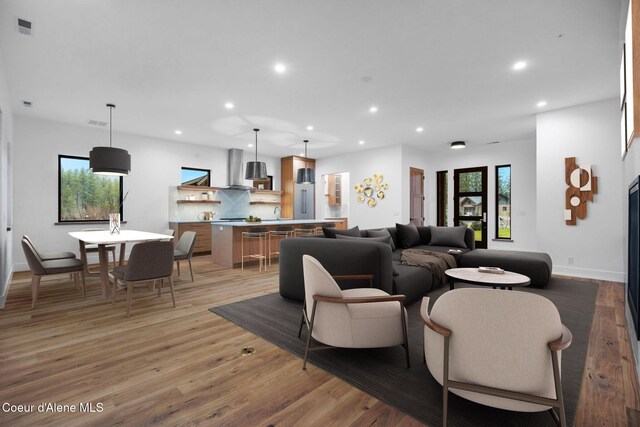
(210, 278), (596, 426)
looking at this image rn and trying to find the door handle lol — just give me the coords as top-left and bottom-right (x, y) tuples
(302, 189), (306, 213)
(483, 212), (487, 222)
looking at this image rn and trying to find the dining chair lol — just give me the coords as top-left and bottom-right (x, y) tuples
(174, 231), (197, 281)
(21, 237), (86, 308)
(162, 229), (175, 242)
(81, 228), (117, 272)
(23, 235), (76, 261)
(110, 240), (175, 317)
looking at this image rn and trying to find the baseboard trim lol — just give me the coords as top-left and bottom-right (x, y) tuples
(552, 265), (624, 283)
(0, 265), (13, 310)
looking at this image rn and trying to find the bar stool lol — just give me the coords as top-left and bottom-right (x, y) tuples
(241, 227), (269, 271)
(268, 225), (295, 266)
(315, 222), (336, 235)
(295, 224), (317, 236)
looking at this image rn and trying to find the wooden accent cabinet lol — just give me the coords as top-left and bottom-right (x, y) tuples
(281, 156), (316, 219)
(327, 174), (342, 206)
(169, 222), (212, 256)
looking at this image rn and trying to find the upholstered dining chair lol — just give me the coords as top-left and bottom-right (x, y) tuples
(23, 235), (76, 261)
(420, 288), (572, 427)
(110, 241), (175, 318)
(162, 229), (175, 242)
(81, 228), (117, 272)
(299, 255), (409, 370)
(21, 237), (86, 308)
(174, 231), (197, 281)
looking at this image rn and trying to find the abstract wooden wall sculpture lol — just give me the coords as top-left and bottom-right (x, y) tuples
(564, 157), (598, 225)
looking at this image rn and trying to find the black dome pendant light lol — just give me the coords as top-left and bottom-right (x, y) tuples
(89, 103), (131, 176)
(245, 128), (268, 180)
(296, 139), (315, 184)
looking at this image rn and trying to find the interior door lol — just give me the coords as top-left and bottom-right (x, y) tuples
(409, 167), (424, 227)
(454, 166), (488, 249)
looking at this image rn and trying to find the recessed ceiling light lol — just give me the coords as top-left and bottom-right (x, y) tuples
(274, 63), (286, 73)
(174, 129), (182, 135)
(22, 100), (32, 108)
(369, 106), (378, 113)
(306, 125), (314, 131)
(416, 127), (424, 133)
(225, 102), (234, 109)
(359, 140), (365, 145)
(537, 100), (547, 107)
(512, 61), (527, 71)
(248, 143), (253, 147)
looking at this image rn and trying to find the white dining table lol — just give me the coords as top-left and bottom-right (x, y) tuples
(68, 230), (174, 298)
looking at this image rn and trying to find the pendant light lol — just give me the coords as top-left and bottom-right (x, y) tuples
(450, 140), (466, 150)
(245, 128), (268, 180)
(296, 139), (315, 184)
(90, 104), (131, 176)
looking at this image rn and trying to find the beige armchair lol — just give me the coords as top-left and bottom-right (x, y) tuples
(300, 255), (409, 370)
(420, 288), (572, 427)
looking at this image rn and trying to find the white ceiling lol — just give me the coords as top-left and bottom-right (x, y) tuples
(0, 0), (623, 158)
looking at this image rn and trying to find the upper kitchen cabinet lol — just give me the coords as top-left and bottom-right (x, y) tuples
(326, 173), (342, 206)
(281, 156), (316, 219)
(622, 0), (640, 153)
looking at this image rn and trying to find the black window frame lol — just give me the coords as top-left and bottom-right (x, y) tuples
(58, 154), (124, 223)
(495, 164), (511, 240)
(181, 167), (211, 187)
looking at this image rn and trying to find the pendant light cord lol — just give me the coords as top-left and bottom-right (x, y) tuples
(109, 106), (113, 148)
(254, 128), (259, 162)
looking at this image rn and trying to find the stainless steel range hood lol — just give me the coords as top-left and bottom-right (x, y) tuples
(222, 149), (255, 192)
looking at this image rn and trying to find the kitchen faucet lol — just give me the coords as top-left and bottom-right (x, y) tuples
(274, 206), (281, 220)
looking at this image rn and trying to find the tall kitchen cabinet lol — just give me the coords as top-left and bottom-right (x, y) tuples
(281, 156), (316, 219)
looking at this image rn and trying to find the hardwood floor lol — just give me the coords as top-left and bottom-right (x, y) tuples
(0, 258), (638, 426)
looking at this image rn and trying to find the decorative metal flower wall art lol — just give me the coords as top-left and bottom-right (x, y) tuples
(355, 173), (388, 207)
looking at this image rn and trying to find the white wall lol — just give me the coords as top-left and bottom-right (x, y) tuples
(0, 48), (14, 308)
(316, 145), (404, 229)
(536, 98), (623, 281)
(12, 116), (280, 271)
(425, 139), (538, 251)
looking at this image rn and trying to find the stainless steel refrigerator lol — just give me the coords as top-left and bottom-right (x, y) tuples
(294, 183), (315, 219)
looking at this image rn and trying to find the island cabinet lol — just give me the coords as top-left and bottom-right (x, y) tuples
(211, 220), (341, 268)
(169, 222), (212, 255)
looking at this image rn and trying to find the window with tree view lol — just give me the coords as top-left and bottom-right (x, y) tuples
(58, 155), (123, 222)
(496, 164), (511, 239)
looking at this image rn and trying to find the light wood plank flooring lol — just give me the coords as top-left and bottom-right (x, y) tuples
(0, 258), (638, 426)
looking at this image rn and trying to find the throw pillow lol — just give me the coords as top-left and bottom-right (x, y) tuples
(366, 228), (396, 251)
(395, 223), (421, 248)
(323, 225), (360, 238)
(335, 234), (393, 250)
(428, 225), (467, 248)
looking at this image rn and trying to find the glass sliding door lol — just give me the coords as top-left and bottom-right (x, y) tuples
(454, 166), (488, 248)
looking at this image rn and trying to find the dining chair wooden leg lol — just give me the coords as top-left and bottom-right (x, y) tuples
(80, 271), (86, 300)
(31, 275), (41, 308)
(73, 272), (79, 290)
(111, 277), (117, 304)
(125, 282), (133, 318)
(168, 276), (176, 308)
(158, 279), (163, 297)
(188, 259), (194, 282)
(177, 261), (181, 276)
(111, 249), (116, 270)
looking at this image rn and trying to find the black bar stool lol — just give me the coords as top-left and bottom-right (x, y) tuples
(269, 225), (295, 266)
(315, 222), (335, 235)
(241, 227), (269, 271)
(295, 224), (317, 236)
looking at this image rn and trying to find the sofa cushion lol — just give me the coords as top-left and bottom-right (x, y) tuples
(392, 261), (436, 302)
(396, 223), (421, 248)
(366, 228), (396, 251)
(459, 249), (553, 288)
(323, 225), (360, 239)
(429, 225), (468, 248)
(335, 234), (393, 251)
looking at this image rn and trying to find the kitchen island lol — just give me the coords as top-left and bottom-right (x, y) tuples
(211, 219), (342, 268)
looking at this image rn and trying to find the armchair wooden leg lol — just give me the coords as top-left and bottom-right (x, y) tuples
(400, 303), (410, 369)
(442, 335), (450, 427)
(31, 275), (41, 308)
(302, 301), (318, 370)
(297, 311), (306, 339)
(168, 276), (176, 308)
(188, 259), (194, 282)
(551, 351), (567, 427)
(125, 283), (133, 318)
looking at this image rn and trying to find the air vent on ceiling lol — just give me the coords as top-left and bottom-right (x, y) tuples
(88, 120), (108, 127)
(22, 100), (32, 108)
(17, 18), (32, 36)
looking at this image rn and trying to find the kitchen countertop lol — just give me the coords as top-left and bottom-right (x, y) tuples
(215, 219), (342, 226)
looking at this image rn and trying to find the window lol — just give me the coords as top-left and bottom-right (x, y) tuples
(58, 155), (123, 222)
(495, 164), (511, 239)
(181, 167), (210, 186)
(436, 170), (448, 226)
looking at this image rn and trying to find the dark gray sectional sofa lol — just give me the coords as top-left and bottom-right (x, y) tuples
(279, 224), (553, 304)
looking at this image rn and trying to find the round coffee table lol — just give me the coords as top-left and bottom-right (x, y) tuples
(445, 267), (531, 290)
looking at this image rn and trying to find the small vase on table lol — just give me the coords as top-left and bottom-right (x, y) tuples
(109, 213), (121, 235)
